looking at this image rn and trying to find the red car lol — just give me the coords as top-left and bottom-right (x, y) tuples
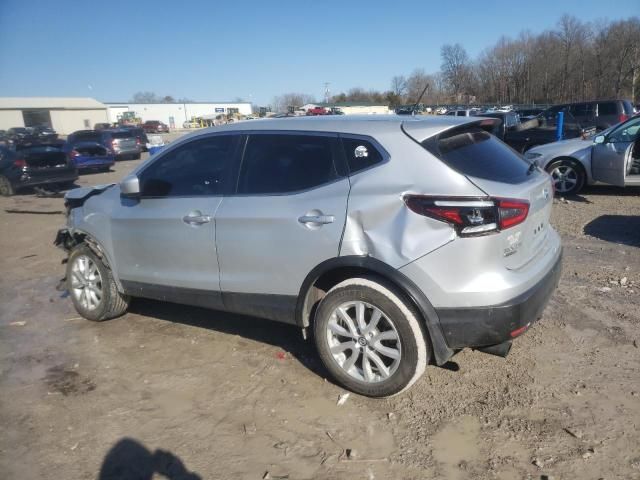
(142, 121), (169, 133)
(306, 107), (328, 116)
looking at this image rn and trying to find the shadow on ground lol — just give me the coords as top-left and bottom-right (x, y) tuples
(128, 299), (327, 378)
(99, 438), (200, 480)
(584, 214), (640, 247)
(579, 185), (640, 197)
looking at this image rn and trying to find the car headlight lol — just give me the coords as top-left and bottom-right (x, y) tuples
(524, 152), (543, 160)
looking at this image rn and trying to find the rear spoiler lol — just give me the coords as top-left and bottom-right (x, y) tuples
(402, 118), (501, 143)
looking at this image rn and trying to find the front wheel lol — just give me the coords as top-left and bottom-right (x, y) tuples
(547, 159), (585, 195)
(66, 244), (129, 321)
(314, 277), (429, 397)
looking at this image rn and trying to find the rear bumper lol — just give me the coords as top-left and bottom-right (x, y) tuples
(17, 168), (78, 188)
(435, 249), (562, 349)
(76, 157), (115, 169)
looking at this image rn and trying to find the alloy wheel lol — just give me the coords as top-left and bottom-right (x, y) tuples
(70, 255), (103, 311)
(550, 165), (578, 193)
(326, 301), (401, 383)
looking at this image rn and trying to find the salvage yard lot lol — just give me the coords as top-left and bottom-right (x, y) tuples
(1, 154), (639, 479)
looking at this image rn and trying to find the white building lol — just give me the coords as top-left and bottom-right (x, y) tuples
(0, 97), (109, 134)
(301, 102), (392, 115)
(105, 102), (253, 128)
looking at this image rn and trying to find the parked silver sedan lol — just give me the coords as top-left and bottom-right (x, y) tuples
(525, 116), (640, 194)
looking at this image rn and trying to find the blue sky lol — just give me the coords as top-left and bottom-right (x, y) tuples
(0, 0), (637, 105)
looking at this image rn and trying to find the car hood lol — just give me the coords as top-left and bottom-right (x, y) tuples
(527, 137), (593, 157)
(64, 183), (115, 209)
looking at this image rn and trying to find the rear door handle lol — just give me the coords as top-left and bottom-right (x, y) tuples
(183, 213), (211, 225)
(298, 214), (335, 225)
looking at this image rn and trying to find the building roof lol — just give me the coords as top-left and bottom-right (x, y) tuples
(104, 102), (252, 106)
(0, 97), (106, 110)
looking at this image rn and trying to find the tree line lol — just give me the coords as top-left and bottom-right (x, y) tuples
(275, 15), (640, 109)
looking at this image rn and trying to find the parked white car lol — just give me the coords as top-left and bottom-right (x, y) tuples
(525, 116), (640, 194)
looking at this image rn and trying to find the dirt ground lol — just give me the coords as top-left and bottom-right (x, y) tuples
(1, 147), (639, 479)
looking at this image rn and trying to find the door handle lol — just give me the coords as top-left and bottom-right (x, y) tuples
(183, 213), (211, 225)
(298, 214), (335, 225)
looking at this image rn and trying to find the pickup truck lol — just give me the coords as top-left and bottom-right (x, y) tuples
(306, 106), (328, 116)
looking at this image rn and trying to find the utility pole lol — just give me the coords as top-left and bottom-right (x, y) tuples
(324, 82), (330, 103)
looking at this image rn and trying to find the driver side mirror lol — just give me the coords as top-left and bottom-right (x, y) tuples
(120, 175), (140, 198)
(594, 135), (606, 144)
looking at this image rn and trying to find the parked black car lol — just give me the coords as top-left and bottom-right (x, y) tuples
(546, 100), (633, 131)
(66, 129), (141, 160)
(7, 127), (34, 144)
(475, 111), (522, 141)
(500, 110), (593, 153)
(516, 108), (544, 120)
(32, 125), (59, 141)
(0, 145), (78, 196)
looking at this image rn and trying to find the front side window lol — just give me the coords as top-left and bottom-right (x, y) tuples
(569, 103), (594, 117)
(238, 134), (337, 194)
(139, 135), (238, 197)
(607, 117), (640, 143)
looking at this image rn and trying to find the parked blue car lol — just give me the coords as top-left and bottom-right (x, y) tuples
(63, 141), (115, 172)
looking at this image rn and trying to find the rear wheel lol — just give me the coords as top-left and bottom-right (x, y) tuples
(66, 244), (129, 321)
(546, 159), (585, 195)
(0, 175), (15, 196)
(314, 277), (429, 397)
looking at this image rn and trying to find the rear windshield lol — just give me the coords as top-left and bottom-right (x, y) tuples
(422, 125), (532, 184)
(75, 132), (101, 142)
(110, 131), (133, 139)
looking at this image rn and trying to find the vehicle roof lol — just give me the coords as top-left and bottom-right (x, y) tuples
(187, 115), (485, 140)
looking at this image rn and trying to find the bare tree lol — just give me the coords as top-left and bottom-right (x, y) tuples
(271, 93), (316, 112)
(441, 44), (471, 100)
(391, 76), (407, 98)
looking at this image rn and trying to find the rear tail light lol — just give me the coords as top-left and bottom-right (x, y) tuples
(404, 196), (529, 236)
(619, 114), (628, 123)
(69, 149), (80, 158)
(13, 158), (26, 168)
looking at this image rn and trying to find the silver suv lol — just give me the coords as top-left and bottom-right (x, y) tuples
(55, 116), (562, 397)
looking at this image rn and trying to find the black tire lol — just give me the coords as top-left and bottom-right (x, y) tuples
(133, 153), (141, 160)
(66, 244), (129, 322)
(313, 277), (430, 397)
(0, 175), (15, 196)
(546, 158), (585, 195)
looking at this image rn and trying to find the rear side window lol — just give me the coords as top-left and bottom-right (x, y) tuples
(422, 126), (532, 184)
(341, 137), (384, 174)
(597, 102), (617, 115)
(140, 135), (238, 197)
(238, 134), (338, 194)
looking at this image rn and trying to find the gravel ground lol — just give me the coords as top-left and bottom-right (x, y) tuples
(0, 150), (639, 479)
